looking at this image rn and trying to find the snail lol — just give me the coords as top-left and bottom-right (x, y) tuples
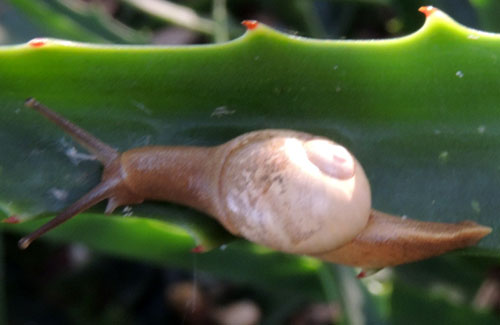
(13, 98), (491, 270)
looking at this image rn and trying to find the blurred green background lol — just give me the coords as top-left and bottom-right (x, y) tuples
(1, 0), (500, 324)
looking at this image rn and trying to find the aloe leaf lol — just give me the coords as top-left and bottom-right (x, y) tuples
(1, 7), (500, 295)
(212, 0), (230, 43)
(327, 265), (386, 324)
(7, 0), (150, 44)
(470, 0), (500, 32)
(391, 279), (498, 325)
(122, 0), (216, 36)
(0, 1), (43, 44)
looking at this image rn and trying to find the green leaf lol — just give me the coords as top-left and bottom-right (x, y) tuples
(7, 0), (150, 44)
(1, 7), (500, 296)
(391, 279), (499, 325)
(470, 0), (500, 33)
(122, 0), (216, 36)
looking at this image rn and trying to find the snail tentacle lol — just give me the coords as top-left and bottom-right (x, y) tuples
(24, 98), (119, 165)
(18, 179), (116, 249)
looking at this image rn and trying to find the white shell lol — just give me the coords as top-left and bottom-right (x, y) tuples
(215, 130), (371, 254)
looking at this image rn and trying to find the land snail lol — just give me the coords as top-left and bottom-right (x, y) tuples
(14, 98), (491, 275)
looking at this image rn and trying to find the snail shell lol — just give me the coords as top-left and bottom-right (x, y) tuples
(214, 130), (371, 254)
(13, 98), (491, 270)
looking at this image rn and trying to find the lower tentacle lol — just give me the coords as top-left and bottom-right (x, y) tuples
(18, 179), (119, 249)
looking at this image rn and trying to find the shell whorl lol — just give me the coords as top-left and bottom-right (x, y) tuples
(214, 130), (371, 254)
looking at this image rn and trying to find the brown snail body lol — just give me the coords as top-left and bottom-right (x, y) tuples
(15, 98), (491, 269)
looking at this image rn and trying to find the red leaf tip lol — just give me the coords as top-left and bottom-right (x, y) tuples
(418, 6), (438, 18)
(28, 38), (48, 48)
(191, 245), (205, 253)
(356, 271), (367, 279)
(2, 215), (21, 224)
(241, 20), (259, 30)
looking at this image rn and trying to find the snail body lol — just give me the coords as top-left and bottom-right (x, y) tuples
(16, 98), (491, 269)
